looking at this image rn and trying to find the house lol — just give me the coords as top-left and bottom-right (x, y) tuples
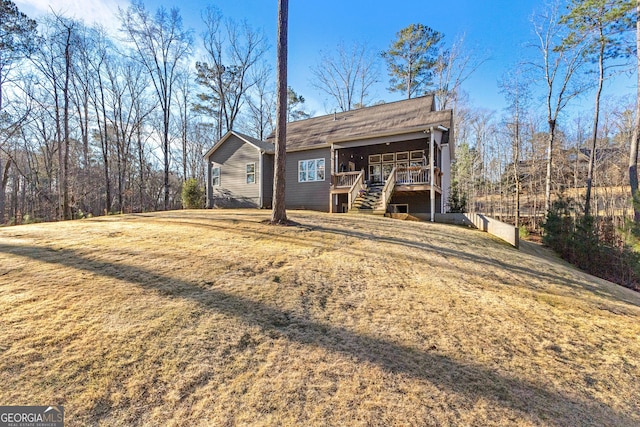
(204, 95), (454, 218)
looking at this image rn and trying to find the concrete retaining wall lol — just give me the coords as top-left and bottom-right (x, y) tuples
(433, 213), (519, 248)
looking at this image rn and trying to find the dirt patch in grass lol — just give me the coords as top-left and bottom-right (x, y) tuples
(1, 210), (639, 426)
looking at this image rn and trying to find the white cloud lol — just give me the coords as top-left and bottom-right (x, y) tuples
(15, 0), (128, 29)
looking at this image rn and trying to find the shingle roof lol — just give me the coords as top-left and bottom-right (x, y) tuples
(267, 95), (453, 151)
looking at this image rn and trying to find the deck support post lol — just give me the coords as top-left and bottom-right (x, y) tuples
(430, 128), (435, 222)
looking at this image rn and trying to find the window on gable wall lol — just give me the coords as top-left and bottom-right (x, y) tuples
(298, 158), (325, 182)
(211, 166), (220, 186)
(246, 163), (256, 184)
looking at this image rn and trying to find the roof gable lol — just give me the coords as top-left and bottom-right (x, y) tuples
(204, 130), (274, 159)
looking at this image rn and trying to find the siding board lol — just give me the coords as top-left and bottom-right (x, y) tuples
(261, 153), (274, 208)
(285, 148), (331, 212)
(208, 135), (261, 208)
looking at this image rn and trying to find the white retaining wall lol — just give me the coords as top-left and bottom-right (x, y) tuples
(433, 213), (519, 248)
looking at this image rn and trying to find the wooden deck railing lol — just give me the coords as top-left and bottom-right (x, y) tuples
(395, 167), (430, 185)
(381, 166), (397, 212)
(333, 171), (362, 188)
(347, 170), (365, 210)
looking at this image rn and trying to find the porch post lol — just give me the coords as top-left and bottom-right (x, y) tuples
(329, 144), (335, 213)
(430, 128), (435, 222)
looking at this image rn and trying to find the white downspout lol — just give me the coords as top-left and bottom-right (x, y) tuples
(430, 127), (435, 222)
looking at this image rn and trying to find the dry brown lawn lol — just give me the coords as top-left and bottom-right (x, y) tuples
(0, 209), (639, 426)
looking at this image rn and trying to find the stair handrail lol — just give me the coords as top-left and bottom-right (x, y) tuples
(381, 166), (397, 212)
(347, 169), (365, 211)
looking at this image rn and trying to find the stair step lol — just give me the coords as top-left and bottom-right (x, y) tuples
(348, 184), (390, 215)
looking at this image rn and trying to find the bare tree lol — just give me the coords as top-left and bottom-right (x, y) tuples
(173, 68), (194, 181)
(28, 14), (80, 220)
(0, 1), (36, 223)
(630, 0), (640, 222)
(84, 26), (114, 214)
(197, 6), (267, 140)
(120, 1), (192, 210)
(469, 108), (497, 211)
(244, 63), (275, 140)
(271, 0), (288, 224)
(530, 1), (587, 215)
(70, 22), (94, 214)
(310, 41), (378, 112)
(433, 33), (486, 110)
(561, 0), (635, 217)
(500, 68), (530, 228)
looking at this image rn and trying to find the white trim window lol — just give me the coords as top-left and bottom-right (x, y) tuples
(211, 166), (221, 186)
(246, 163), (256, 184)
(298, 158), (325, 182)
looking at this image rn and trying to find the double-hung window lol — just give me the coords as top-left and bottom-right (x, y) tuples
(211, 166), (221, 186)
(246, 163), (256, 184)
(298, 158), (325, 182)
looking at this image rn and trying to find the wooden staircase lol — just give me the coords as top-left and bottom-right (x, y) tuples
(349, 185), (386, 215)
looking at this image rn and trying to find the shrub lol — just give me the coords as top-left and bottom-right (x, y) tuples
(181, 178), (204, 209)
(542, 199), (574, 258)
(543, 198), (640, 292)
(518, 226), (529, 240)
(447, 184), (467, 213)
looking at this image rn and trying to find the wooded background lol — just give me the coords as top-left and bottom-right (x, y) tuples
(1, 0), (638, 231)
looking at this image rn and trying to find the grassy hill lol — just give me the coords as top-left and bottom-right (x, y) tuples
(1, 210), (639, 426)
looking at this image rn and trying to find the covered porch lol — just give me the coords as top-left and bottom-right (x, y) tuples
(328, 131), (443, 215)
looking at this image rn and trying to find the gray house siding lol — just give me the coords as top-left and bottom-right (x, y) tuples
(389, 193), (441, 214)
(285, 148), (331, 212)
(208, 135), (262, 208)
(261, 153), (274, 208)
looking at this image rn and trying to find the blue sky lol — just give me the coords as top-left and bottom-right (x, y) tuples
(179, 0), (541, 112)
(14, 0), (637, 116)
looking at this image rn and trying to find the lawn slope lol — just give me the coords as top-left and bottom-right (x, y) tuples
(1, 210), (639, 426)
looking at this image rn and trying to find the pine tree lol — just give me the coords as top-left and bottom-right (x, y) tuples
(382, 23), (443, 99)
(271, 0), (288, 224)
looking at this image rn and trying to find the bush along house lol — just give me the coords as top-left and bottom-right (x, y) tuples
(204, 95), (453, 219)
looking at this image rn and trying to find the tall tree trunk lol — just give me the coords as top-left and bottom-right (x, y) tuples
(271, 0), (288, 224)
(137, 125), (145, 212)
(630, 0), (640, 223)
(11, 168), (18, 224)
(584, 41), (605, 218)
(0, 158), (10, 224)
(514, 118), (520, 229)
(183, 99), (188, 180)
(99, 94), (111, 214)
(545, 119), (556, 215)
(164, 106), (170, 210)
(54, 74), (63, 221)
(117, 134), (124, 213)
(62, 26), (72, 220)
